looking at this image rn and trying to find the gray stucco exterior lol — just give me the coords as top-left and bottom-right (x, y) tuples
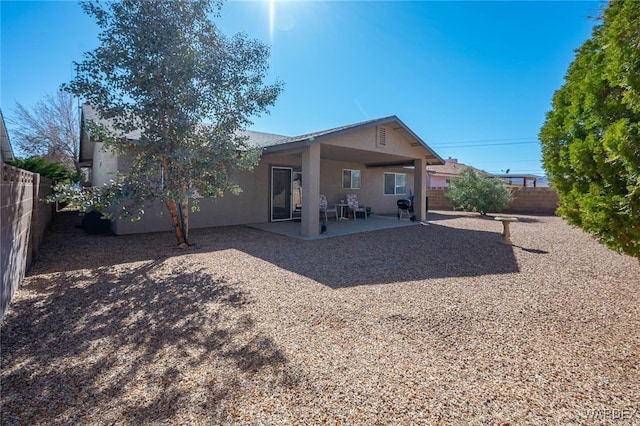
(81, 108), (444, 237)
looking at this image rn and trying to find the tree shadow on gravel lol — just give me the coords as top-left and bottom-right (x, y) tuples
(27, 211), (181, 274)
(1, 260), (297, 424)
(497, 215), (545, 224)
(422, 211), (475, 221)
(27, 211), (522, 289)
(428, 211), (546, 224)
(235, 223), (520, 289)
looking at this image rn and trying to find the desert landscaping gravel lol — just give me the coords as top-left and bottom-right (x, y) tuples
(1, 210), (639, 425)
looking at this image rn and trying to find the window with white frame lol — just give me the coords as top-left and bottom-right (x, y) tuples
(384, 172), (406, 195)
(342, 169), (361, 189)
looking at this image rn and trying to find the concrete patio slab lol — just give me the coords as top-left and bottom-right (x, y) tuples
(248, 214), (424, 239)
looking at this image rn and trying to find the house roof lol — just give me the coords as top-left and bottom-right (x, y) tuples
(81, 105), (144, 140)
(240, 117), (405, 149)
(79, 106), (444, 167)
(0, 109), (15, 162)
(269, 116), (394, 146)
(80, 105), (145, 164)
(493, 173), (539, 179)
(237, 129), (288, 148)
(259, 115), (444, 166)
(426, 160), (487, 177)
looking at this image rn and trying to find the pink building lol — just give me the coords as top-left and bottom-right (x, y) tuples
(426, 158), (486, 188)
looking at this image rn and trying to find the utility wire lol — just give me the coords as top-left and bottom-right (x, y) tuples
(430, 141), (538, 148)
(430, 136), (536, 144)
(472, 159), (540, 165)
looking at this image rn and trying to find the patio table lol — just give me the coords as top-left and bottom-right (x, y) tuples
(335, 203), (349, 220)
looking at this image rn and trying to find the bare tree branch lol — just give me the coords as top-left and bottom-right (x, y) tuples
(10, 91), (80, 173)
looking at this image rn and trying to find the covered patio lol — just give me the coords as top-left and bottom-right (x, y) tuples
(259, 116), (444, 238)
(249, 214), (426, 240)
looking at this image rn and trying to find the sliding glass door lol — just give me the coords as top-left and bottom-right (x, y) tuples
(271, 167), (293, 221)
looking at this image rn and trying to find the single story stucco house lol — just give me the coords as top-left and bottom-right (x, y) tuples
(79, 106), (445, 238)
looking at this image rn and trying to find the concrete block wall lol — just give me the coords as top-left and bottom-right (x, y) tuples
(1, 164), (34, 322)
(505, 187), (559, 214)
(425, 187), (559, 215)
(425, 188), (454, 210)
(1, 164), (54, 322)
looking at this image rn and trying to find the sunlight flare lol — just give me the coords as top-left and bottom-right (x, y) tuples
(269, 0), (275, 43)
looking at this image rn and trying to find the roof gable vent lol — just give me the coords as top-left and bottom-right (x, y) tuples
(377, 126), (387, 148)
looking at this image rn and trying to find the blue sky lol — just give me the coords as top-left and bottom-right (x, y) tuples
(1, 0), (602, 175)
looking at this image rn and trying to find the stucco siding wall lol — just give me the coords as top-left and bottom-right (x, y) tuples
(323, 125), (431, 160)
(188, 159), (273, 227)
(367, 169), (417, 215)
(427, 176), (449, 188)
(109, 150), (423, 234)
(318, 158), (415, 216)
(92, 142), (120, 187)
(316, 125), (427, 215)
(111, 153), (301, 234)
(103, 122), (437, 234)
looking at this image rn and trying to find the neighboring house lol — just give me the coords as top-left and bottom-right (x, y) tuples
(536, 176), (550, 188)
(0, 109), (15, 163)
(80, 106), (444, 238)
(426, 158), (486, 187)
(493, 173), (540, 188)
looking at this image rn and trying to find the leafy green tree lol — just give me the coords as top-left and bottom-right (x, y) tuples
(8, 157), (76, 183)
(540, 1), (640, 259)
(445, 168), (512, 215)
(60, 0), (283, 247)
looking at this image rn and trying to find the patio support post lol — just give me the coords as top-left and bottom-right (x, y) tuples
(301, 143), (321, 238)
(413, 158), (426, 221)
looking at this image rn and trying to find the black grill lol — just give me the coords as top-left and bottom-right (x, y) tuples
(397, 199), (412, 211)
(397, 199), (413, 219)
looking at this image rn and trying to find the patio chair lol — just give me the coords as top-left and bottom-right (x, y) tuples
(320, 195), (338, 221)
(346, 194), (368, 220)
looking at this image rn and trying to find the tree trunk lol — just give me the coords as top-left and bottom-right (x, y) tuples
(73, 161), (83, 180)
(165, 198), (188, 247)
(180, 198), (189, 244)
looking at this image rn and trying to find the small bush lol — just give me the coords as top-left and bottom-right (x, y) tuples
(8, 157), (77, 183)
(446, 168), (512, 215)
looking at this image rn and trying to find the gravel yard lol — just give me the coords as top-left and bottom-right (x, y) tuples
(1, 211), (639, 425)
